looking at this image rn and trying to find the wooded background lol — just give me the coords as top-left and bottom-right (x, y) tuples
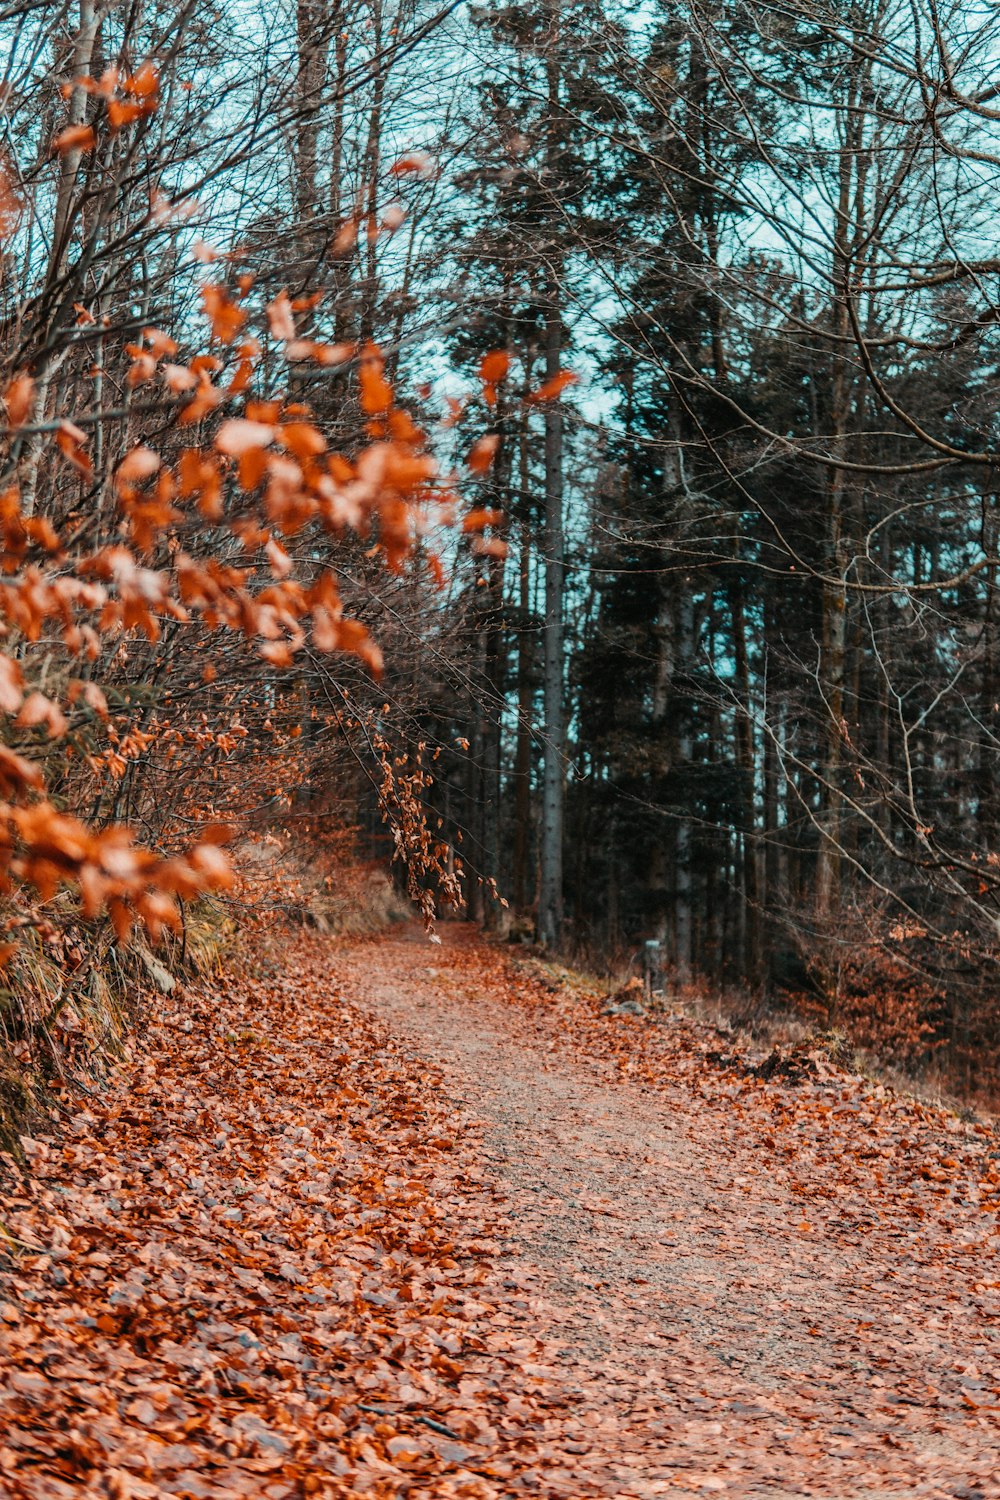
(5, 0), (1000, 1095)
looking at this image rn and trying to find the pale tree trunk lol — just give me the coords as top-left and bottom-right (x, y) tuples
(512, 437), (534, 913)
(52, 0), (98, 261)
(538, 296), (565, 948)
(295, 0), (331, 238)
(480, 397), (512, 929)
(537, 1), (565, 949)
(24, 0), (98, 517)
(359, 0), (385, 339)
(815, 51), (868, 918)
(731, 577), (762, 981)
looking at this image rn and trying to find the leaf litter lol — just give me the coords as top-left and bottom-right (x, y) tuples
(1, 922), (999, 1497)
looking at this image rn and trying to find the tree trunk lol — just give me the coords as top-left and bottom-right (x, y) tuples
(648, 577), (673, 944)
(480, 404), (512, 929)
(538, 298), (565, 948)
(731, 577), (762, 981)
(512, 516), (534, 913)
(52, 0), (98, 262)
(674, 588), (694, 982)
(537, 5), (565, 949)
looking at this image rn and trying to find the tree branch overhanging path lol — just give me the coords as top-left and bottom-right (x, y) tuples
(3, 922), (999, 1499)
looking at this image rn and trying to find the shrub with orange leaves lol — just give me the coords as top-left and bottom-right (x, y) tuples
(0, 261), (498, 971)
(783, 906), (943, 1073)
(0, 9), (514, 1119)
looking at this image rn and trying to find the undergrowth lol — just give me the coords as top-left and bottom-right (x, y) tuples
(508, 941), (997, 1122)
(0, 829), (413, 1157)
(0, 895), (235, 1160)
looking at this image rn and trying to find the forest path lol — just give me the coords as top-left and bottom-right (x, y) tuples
(1, 922), (999, 1498)
(330, 922), (1000, 1499)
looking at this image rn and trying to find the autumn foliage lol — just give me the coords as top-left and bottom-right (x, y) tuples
(0, 77), (524, 975)
(1, 296), (428, 937)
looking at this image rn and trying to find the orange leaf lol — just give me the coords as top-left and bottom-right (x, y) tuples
(77, 681), (109, 719)
(358, 344), (392, 415)
(389, 152), (432, 177)
(0, 654), (24, 714)
(259, 641), (294, 667)
(331, 219), (358, 255)
(467, 435), (500, 475)
(198, 821), (234, 845)
(442, 395), (466, 429)
(472, 537), (508, 559)
(16, 691), (67, 738)
(201, 284), (246, 344)
(24, 516), (59, 551)
(162, 363), (197, 393)
(529, 369), (578, 402)
(0, 743), (44, 795)
(108, 898), (133, 943)
(124, 61), (158, 100)
(142, 327), (178, 357)
(107, 99), (144, 130)
(338, 619), (384, 676)
(462, 508), (504, 532)
(3, 374), (34, 430)
(280, 421), (326, 460)
(265, 537), (293, 577)
(215, 419), (276, 457)
(51, 124), (97, 155)
(237, 446), (268, 492)
(89, 67), (119, 99)
(55, 420), (92, 476)
(179, 373), (223, 424)
(480, 350), (510, 385)
(0, 150), (23, 239)
(227, 356), (254, 397)
(125, 344), (156, 388)
(116, 446), (160, 485)
(315, 341), (354, 367)
(290, 289), (325, 313)
(267, 292), (295, 342)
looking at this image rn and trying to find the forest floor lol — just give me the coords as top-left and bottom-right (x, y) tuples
(1, 923), (1000, 1499)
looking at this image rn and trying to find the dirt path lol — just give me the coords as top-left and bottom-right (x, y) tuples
(1, 921), (999, 1498)
(327, 924), (1000, 1498)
